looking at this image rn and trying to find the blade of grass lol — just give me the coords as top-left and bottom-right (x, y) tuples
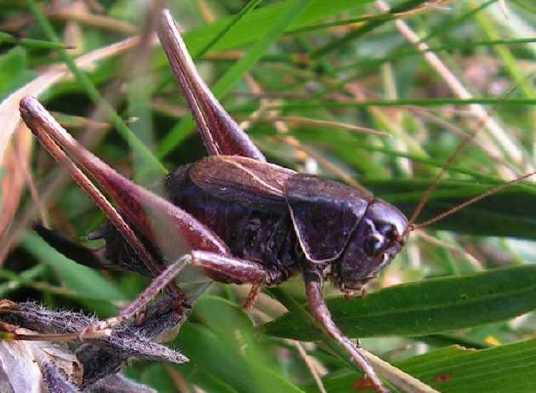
(264, 264), (536, 340)
(22, 232), (126, 304)
(310, 339), (536, 393)
(310, 0), (427, 58)
(194, 0), (264, 59)
(26, 0), (166, 175)
(276, 97), (536, 109)
(0, 31), (70, 50)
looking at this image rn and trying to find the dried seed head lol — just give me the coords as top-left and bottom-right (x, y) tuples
(88, 373), (157, 393)
(40, 361), (80, 393)
(0, 299), (187, 391)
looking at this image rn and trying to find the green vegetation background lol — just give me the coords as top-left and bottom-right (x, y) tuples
(1, 1), (536, 392)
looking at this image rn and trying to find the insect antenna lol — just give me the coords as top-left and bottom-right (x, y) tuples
(412, 170), (536, 230)
(405, 129), (474, 231)
(404, 127), (533, 235)
(403, 74), (535, 236)
(402, 121), (494, 238)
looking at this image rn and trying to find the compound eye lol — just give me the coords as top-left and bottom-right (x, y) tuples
(364, 235), (384, 257)
(379, 223), (397, 240)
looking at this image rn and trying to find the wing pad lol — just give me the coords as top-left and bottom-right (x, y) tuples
(286, 174), (370, 263)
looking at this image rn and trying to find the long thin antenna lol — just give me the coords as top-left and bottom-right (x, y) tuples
(406, 130), (475, 227)
(405, 74), (534, 230)
(414, 171), (536, 229)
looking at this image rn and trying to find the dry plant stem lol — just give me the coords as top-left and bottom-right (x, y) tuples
(374, 0), (528, 177)
(14, 130), (49, 228)
(50, 9), (137, 35)
(0, 321), (106, 343)
(164, 365), (192, 393)
(305, 279), (388, 393)
(268, 115), (390, 137)
(362, 350), (441, 393)
(0, 3), (135, 34)
(0, 126), (33, 240)
(291, 340), (328, 393)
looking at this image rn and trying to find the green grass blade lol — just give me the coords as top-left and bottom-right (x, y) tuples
(310, 0), (427, 58)
(177, 296), (306, 393)
(311, 339), (536, 393)
(264, 265), (536, 339)
(277, 97), (536, 110)
(26, 0), (166, 175)
(0, 31), (69, 50)
(194, 0), (264, 59)
(22, 232), (126, 303)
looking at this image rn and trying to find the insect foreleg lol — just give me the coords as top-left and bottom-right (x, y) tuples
(304, 274), (389, 393)
(191, 251), (268, 310)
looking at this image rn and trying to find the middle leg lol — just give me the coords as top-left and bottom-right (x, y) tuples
(97, 251), (268, 332)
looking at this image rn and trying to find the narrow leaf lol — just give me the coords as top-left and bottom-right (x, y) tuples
(310, 339), (536, 393)
(265, 265), (536, 339)
(22, 233), (126, 303)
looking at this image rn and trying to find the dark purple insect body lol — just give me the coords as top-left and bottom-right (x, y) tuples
(93, 154), (408, 294)
(175, 157), (407, 291)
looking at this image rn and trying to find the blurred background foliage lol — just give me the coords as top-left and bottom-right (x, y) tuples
(1, 0), (536, 392)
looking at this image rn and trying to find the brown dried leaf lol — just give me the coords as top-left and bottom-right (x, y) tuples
(0, 124), (32, 239)
(0, 299), (186, 389)
(0, 327), (82, 393)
